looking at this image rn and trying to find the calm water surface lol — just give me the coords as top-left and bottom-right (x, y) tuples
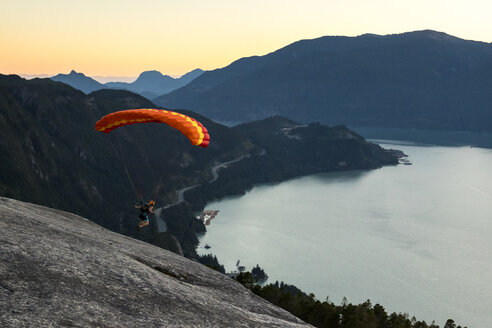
(197, 143), (492, 327)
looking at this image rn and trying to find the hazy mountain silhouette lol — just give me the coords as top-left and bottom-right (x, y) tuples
(51, 70), (104, 94)
(50, 69), (203, 99)
(155, 30), (492, 132)
(106, 69), (204, 99)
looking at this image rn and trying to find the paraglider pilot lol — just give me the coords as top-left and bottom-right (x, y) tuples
(136, 200), (155, 231)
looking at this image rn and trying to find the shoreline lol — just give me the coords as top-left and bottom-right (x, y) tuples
(155, 153), (260, 232)
(199, 210), (220, 225)
(155, 141), (407, 233)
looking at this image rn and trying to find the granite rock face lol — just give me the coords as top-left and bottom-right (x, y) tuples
(0, 197), (311, 328)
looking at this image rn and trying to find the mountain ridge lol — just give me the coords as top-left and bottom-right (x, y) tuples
(155, 30), (492, 132)
(106, 69), (204, 99)
(50, 69), (204, 99)
(51, 70), (104, 94)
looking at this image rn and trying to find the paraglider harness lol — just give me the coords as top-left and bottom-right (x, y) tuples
(137, 202), (151, 222)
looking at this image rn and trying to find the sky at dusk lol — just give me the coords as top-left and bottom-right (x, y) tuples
(1, 0), (491, 80)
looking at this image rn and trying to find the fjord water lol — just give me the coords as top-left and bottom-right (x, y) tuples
(197, 142), (492, 327)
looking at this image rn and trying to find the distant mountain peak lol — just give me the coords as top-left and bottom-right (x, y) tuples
(359, 33), (384, 38)
(181, 68), (204, 79)
(358, 30), (456, 41)
(408, 29), (456, 39)
(66, 70), (88, 77)
(139, 70), (166, 78)
(102, 69), (204, 100)
(414, 29), (449, 36)
(134, 70), (173, 84)
(186, 68), (204, 74)
(50, 68), (203, 99)
(50, 70), (102, 94)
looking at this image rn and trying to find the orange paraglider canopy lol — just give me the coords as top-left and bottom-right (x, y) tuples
(95, 108), (209, 148)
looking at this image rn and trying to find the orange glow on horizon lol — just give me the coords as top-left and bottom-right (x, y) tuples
(1, 0), (491, 77)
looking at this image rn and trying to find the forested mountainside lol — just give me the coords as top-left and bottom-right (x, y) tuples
(157, 30), (492, 132)
(0, 74), (400, 257)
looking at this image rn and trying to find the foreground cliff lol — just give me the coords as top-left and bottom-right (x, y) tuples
(0, 197), (311, 328)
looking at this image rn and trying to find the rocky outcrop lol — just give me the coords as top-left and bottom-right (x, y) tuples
(0, 197), (311, 327)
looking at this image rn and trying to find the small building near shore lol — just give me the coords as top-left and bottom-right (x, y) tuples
(199, 210), (219, 225)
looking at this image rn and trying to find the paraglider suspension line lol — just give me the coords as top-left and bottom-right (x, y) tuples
(108, 138), (141, 202)
(153, 175), (164, 201)
(124, 166), (140, 202)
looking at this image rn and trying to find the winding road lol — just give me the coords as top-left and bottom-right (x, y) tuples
(155, 151), (264, 232)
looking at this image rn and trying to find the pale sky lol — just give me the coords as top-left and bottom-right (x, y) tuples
(1, 0), (491, 78)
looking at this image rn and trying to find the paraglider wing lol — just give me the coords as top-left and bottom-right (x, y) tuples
(95, 109), (210, 148)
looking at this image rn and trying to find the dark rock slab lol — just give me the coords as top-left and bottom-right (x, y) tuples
(0, 197), (311, 327)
